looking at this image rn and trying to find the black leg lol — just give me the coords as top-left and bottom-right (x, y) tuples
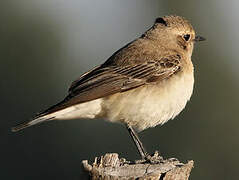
(126, 124), (148, 159)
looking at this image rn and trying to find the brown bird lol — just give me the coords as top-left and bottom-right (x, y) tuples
(12, 15), (205, 160)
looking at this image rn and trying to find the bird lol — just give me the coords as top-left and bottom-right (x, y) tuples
(12, 15), (205, 160)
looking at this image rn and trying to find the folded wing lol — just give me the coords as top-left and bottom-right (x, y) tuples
(12, 55), (181, 132)
(42, 55), (181, 116)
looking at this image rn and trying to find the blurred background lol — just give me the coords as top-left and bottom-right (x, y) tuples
(1, 0), (239, 179)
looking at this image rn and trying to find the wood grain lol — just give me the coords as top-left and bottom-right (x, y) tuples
(82, 152), (193, 180)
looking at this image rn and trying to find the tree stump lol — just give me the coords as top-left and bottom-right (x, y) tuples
(82, 152), (194, 180)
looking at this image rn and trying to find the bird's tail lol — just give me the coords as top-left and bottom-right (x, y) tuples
(11, 99), (68, 132)
(11, 116), (54, 132)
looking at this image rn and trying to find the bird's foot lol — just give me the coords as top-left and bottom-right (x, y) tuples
(135, 151), (163, 164)
(145, 151), (163, 164)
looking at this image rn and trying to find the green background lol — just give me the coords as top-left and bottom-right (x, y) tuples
(1, 0), (238, 179)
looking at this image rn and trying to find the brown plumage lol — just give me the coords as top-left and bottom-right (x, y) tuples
(12, 15), (204, 160)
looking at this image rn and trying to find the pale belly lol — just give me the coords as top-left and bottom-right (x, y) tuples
(102, 71), (194, 131)
(52, 71), (193, 132)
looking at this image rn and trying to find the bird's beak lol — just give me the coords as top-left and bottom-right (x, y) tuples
(194, 35), (206, 42)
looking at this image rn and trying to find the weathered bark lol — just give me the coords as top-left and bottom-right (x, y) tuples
(82, 152), (193, 180)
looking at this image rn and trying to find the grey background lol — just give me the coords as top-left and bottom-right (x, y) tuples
(1, 0), (239, 179)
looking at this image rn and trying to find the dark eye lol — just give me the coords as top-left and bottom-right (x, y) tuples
(155, 17), (167, 26)
(183, 34), (190, 41)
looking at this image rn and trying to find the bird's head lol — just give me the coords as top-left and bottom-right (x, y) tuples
(144, 15), (205, 57)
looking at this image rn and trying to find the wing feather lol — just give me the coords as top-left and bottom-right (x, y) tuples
(37, 55), (181, 117)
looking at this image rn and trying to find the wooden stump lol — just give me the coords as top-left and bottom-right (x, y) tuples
(82, 152), (194, 180)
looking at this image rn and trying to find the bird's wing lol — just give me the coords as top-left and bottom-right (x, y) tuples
(11, 55), (181, 132)
(38, 54), (181, 116)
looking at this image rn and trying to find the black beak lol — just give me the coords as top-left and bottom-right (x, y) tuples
(194, 35), (206, 42)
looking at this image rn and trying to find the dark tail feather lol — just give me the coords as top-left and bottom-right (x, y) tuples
(11, 98), (69, 132)
(11, 116), (54, 132)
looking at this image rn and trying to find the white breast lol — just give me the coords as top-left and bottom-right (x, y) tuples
(102, 71), (194, 131)
(52, 69), (193, 132)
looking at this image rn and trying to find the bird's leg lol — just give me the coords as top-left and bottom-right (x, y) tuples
(126, 124), (148, 159)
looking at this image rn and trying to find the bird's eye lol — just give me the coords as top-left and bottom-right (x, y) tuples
(183, 34), (191, 41)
